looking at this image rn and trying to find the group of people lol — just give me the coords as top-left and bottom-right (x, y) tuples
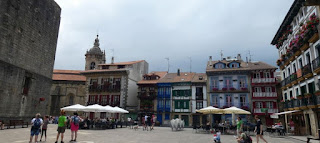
(235, 115), (267, 143)
(141, 115), (156, 131)
(29, 110), (82, 143)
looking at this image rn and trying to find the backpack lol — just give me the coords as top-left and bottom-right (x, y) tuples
(245, 133), (252, 143)
(33, 118), (41, 129)
(73, 116), (79, 126)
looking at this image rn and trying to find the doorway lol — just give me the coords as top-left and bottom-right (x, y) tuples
(181, 115), (189, 127)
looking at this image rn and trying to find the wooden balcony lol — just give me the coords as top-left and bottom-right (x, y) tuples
(252, 78), (276, 84)
(252, 92), (277, 98)
(253, 108), (278, 114)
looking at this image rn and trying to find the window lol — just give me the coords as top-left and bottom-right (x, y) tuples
(141, 87), (146, 91)
(165, 100), (170, 108)
(265, 87), (272, 93)
(149, 87), (155, 91)
(196, 102), (203, 109)
(284, 93), (288, 100)
(298, 58), (303, 69)
(255, 73), (260, 78)
(113, 95), (120, 106)
(177, 101), (180, 109)
(231, 63), (238, 68)
(306, 52), (311, 64)
(69, 95), (74, 105)
(290, 91), (293, 99)
(293, 63), (297, 73)
(211, 77), (218, 88)
(296, 88), (299, 96)
(211, 95), (219, 106)
(196, 87), (203, 100)
(264, 72), (270, 78)
(217, 64), (223, 69)
(266, 102), (273, 109)
(240, 95), (246, 106)
(254, 87), (261, 92)
(239, 78), (246, 88)
(226, 95), (232, 106)
(184, 102), (187, 108)
(287, 67), (291, 75)
(255, 102), (263, 108)
(224, 77), (232, 88)
(101, 95), (108, 105)
(89, 95), (96, 104)
(90, 62), (96, 70)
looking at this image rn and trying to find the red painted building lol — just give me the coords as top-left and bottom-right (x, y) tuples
(251, 69), (278, 126)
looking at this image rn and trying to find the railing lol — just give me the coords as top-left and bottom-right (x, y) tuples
(253, 92), (277, 97)
(293, 99), (300, 107)
(253, 108), (278, 113)
(302, 63), (312, 76)
(252, 78), (276, 83)
(89, 85), (120, 92)
(312, 56), (320, 70)
(211, 85), (248, 92)
(137, 92), (157, 99)
(165, 107), (170, 112)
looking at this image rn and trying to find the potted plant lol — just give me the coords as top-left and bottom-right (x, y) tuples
(212, 88), (219, 91)
(241, 87), (247, 91)
(304, 93), (312, 98)
(297, 94), (303, 99)
(230, 87), (236, 91)
(222, 87), (228, 91)
(314, 90), (320, 96)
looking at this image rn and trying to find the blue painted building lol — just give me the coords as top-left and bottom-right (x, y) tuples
(156, 83), (172, 125)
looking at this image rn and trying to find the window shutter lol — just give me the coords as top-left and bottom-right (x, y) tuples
(261, 87), (265, 92)
(186, 101), (189, 109)
(253, 102), (256, 109)
(273, 102), (277, 108)
(175, 101), (179, 109)
(272, 87), (275, 92)
(271, 72), (274, 78)
(260, 72), (264, 78)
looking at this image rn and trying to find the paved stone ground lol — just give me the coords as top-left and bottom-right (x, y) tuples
(0, 124), (305, 143)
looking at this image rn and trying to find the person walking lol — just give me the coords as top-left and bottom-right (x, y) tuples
(236, 116), (243, 138)
(147, 115), (152, 131)
(254, 115), (267, 143)
(55, 110), (67, 143)
(151, 115), (156, 130)
(40, 115), (49, 142)
(127, 116), (132, 129)
(70, 112), (81, 142)
(29, 113), (43, 143)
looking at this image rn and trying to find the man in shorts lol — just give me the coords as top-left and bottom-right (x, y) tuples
(30, 113), (43, 143)
(55, 110), (67, 143)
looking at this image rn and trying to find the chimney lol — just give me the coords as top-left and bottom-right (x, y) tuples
(237, 54), (241, 61)
(177, 69), (180, 76)
(209, 56), (212, 65)
(111, 56), (114, 64)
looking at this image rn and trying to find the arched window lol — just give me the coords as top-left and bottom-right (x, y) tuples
(90, 62), (96, 70)
(69, 94), (74, 105)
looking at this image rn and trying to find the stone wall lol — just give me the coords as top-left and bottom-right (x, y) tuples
(49, 81), (86, 116)
(0, 0), (61, 121)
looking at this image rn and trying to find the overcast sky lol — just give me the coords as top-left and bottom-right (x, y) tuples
(53, 0), (293, 73)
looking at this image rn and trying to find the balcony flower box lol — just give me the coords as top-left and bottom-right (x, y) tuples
(212, 105), (219, 108)
(222, 105), (230, 109)
(230, 87), (236, 91)
(314, 90), (320, 96)
(212, 88), (219, 91)
(222, 87), (228, 91)
(297, 95), (303, 99)
(241, 106), (249, 111)
(308, 33), (319, 43)
(304, 93), (312, 98)
(241, 87), (247, 91)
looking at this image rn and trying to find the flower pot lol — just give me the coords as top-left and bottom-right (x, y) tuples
(314, 92), (320, 96)
(297, 96), (303, 99)
(308, 33), (319, 43)
(304, 94), (312, 98)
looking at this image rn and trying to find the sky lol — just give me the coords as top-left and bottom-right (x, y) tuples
(53, 0), (294, 73)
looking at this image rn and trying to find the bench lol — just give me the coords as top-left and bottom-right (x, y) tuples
(7, 120), (28, 129)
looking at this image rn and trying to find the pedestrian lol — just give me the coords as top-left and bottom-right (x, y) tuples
(147, 115), (152, 131)
(55, 110), (67, 143)
(40, 115), (49, 142)
(151, 115), (156, 130)
(254, 115), (267, 143)
(127, 116), (132, 129)
(29, 113), (43, 143)
(0, 120), (4, 130)
(70, 112), (81, 142)
(236, 116), (243, 137)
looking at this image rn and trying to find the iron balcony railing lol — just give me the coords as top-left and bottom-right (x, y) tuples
(302, 63), (312, 76)
(253, 92), (277, 97)
(252, 78), (276, 83)
(312, 56), (320, 70)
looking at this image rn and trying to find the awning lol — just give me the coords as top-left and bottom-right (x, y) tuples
(272, 110), (300, 115)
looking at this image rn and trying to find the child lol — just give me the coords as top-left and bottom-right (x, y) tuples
(40, 115), (49, 142)
(213, 130), (221, 143)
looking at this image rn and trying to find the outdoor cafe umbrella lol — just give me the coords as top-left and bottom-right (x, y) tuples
(82, 104), (106, 112)
(223, 106), (251, 126)
(222, 106), (251, 114)
(61, 104), (86, 112)
(196, 106), (223, 114)
(113, 106), (129, 113)
(103, 105), (117, 113)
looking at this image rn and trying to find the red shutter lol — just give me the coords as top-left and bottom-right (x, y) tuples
(111, 95), (114, 106)
(271, 72), (274, 78)
(95, 95), (98, 104)
(107, 95), (110, 105)
(260, 72), (264, 78)
(99, 95), (102, 105)
(273, 102), (277, 108)
(253, 102), (256, 108)
(261, 87), (265, 92)
(262, 102), (266, 108)
(272, 87), (275, 92)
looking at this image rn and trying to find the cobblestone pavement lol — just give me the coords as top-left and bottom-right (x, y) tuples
(0, 125), (305, 143)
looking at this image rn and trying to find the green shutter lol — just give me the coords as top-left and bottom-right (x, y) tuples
(173, 90), (176, 96)
(175, 101), (179, 109)
(186, 100), (189, 109)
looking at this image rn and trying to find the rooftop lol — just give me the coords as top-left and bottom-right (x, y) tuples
(98, 60), (145, 66)
(52, 70), (86, 81)
(137, 71), (168, 84)
(158, 72), (196, 83)
(206, 60), (277, 72)
(191, 73), (207, 83)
